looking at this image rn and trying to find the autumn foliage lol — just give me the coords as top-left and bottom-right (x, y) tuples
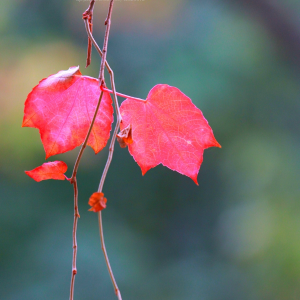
(23, 68), (220, 185)
(22, 66), (113, 159)
(25, 161), (68, 182)
(22, 1), (220, 299)
(120, 84), (221, 184)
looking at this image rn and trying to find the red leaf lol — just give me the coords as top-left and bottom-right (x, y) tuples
(88, 192), (107, 212)
(119, 84), (221, 184)
(22, 66), (113, 159)
(25, 161), (68, 182)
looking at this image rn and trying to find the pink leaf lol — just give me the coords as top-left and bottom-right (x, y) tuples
(119, 84), (221, 184)
(22, 66), (113, 159)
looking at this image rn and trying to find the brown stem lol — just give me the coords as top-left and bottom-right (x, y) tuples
(71, 91), (104, 181)
(98, 116), (119, 193)
(68, 90), (104, 300)
(84, 19), (122, 121)
(96, 119), (122, 300)
(84, 18), (122, 191)
(85, 14), (123, 191)
(98, 212), (122, 300)
(69, 177), (79, 300)
(82, 0), (95, 68)
(101, 86), (146, 103)
(99, 0), (115, 85)
(84, 8), (123, 300)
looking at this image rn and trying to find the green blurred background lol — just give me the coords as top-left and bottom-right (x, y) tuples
(1, 0), (300, 299)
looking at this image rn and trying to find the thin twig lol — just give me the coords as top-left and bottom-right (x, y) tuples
(84, 19), (122, 120)
(84, 5), (123, 299)
(85, 18), (123, 187)
(99, 0), (115, 85)
(69, 177), (79, 300)
(82, 0), (96, 68)
(71, 91), (104, 181)
(98, 115), (120, 192)
(84, 19), (122, 192)
(96, 121), (121, 299)
(98, 212), (122, 300)
(69, 90), (104, 300)
(101, 86), (146, 102)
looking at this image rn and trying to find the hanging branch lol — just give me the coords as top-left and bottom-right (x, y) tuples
(99, 0), (115, 86)
(23, 1), (221, 300)
(69, 2), (114, 297)
(69, 177), (79, 300)
(83, 19), (122, 120)
(98, 209), (122, 300)
(84, 1), (122, 299)
(69, 91), (104, 300)
(82, 0), (95, 68)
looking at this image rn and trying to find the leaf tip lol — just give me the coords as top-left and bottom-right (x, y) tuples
(215, 140), (222, 148)
(191, 175), (199, 185)
(207, 136), (221, 149)
(45, 151), (52, 160)
(141, 166), (150, 176)
(21, 118), (29, 128)
(25, 170), (40, 182)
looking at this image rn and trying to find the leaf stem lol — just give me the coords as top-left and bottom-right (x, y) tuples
(101, 86), (146, 102)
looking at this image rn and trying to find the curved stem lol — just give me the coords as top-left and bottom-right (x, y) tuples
(84, 19), (122, 121)
(99, 0), (115, 85)
(98, 115), (120, 193)
(98, 212), (122, 300)
(84, 12), (123, 300)
(71, 91), (104, 181)
(69, 177), (79, 300)
(84, 17), (121, 193)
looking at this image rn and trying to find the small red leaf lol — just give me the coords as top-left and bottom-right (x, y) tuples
(88, 192), (107, 212)
(119, 84), (221, 184)
(22, 66), (114, 159)
(25, 161), (68, 182)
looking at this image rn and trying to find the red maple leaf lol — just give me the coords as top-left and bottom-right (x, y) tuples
(25, 161), (68, 182)
(119, 84), (221, 184)
(22, 66), (113, 159)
